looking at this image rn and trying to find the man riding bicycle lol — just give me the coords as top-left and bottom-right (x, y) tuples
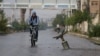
(29, 10), (39, 42)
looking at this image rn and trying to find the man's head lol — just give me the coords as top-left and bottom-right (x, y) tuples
(32, 11), (36, 17)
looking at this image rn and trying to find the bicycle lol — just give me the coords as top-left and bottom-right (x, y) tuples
(30, 26), (37, 47)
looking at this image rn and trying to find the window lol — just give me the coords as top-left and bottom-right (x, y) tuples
(91, 1), (98, 6)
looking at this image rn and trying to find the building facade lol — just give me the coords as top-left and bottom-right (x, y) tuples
(89, 0), (100, 25)
(77, 0), (100, 33)
(90, 0), (99, 14)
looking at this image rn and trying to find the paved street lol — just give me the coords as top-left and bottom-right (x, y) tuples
(0, 29), (100, 56)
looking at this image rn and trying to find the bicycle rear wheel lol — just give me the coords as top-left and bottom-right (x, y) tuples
(31, 36), (36, 47)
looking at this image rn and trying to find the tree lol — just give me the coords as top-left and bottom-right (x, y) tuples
(65, 10), (92, 32)
(12, 19), (29, 31)
(52, 14), (66, 27)
(89, 24), (100, 37)
(39, 21), (47, 30)
(66, 10), (83, 25)
(0, 10), (8, 33)
(12, 20), (21, 31)
(66, 16), (76, 26)
(0, 0), (2, 2)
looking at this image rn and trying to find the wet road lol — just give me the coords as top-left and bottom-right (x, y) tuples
(0, 29), (100, 56)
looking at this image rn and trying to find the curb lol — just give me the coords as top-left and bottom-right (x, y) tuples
(90, 38), (100, 45)
(68, 32), (100, 45)
(68, 32), (89, 39)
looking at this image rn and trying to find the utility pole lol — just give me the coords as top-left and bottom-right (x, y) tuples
(86, 0), (90, 13)
(99, 0), (100, 23)
(68, 0), (71, 17)
(69, 0), (72, 17)
(86, 0), (92, 33)
(56, 0), (57, 4)
(42, 0), (44, 4)
(11, 8), (14, 23)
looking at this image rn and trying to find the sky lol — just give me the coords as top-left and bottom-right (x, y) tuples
(4, 9), (61, 22)
(3, 0), (62, 22)
(3, 0), (77, 4)
(3, 0), (77, 22)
